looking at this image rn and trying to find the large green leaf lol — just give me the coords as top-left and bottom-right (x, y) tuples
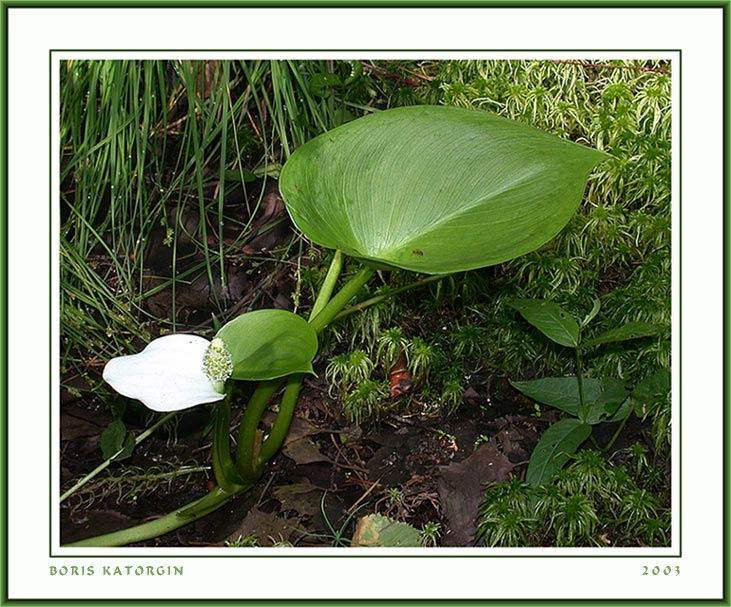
(215, 310), (318, 381)
(511, 376), (630, 424)
(526, 418), (592, 487)
(511, 377), (601, 416)
(279, 105), (607, 274)
(509, 299), (580, 347)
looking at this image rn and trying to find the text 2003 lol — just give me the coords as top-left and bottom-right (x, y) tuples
(643, 566), (679, 576)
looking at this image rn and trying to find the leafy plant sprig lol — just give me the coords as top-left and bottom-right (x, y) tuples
(508, 297), (669, 486)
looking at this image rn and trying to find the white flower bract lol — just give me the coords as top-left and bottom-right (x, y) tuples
(103, 334), (226, 412)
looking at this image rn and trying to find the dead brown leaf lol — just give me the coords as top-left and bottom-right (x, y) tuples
(437, 441), (515, 546)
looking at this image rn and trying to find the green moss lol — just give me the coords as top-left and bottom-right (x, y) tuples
(476, 447), (670, 547)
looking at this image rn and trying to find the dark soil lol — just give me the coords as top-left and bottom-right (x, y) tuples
(60, 371), (653, 547)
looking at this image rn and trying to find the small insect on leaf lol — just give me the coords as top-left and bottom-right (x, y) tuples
(412, 249), (424, 256)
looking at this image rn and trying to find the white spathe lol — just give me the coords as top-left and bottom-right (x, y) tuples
(103, 334), (225, 412)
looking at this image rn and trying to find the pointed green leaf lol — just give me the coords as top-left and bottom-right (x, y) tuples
(605, 398), (632, 423)
(511, 376), (629, 424)
(509, 299), (580, 347)
(100, 419), (126, 461)
(526, 418), (591, 487)
(581, 297), (602, 328)
(280, 105), (607, 274)
(216, 310), (318, 381)
(511, 377), (600, 416)
(118, 433), (136, 461)
(582, 321), (665, 348)
(585, 377), (631, 422)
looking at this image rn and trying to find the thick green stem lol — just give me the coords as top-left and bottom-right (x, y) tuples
(64, 484), (250, 547)
(236, 258), (370, 483)
(212, 390), (245, 490)
(575, 346), (589, 423)
(257, 266), (375, 465)
(235, 380), (281, 482)
(308, 266), (376, 334)
(259, 373), (304, 465)
(333, 273), (448, 321)
(310, 250), (344, 319)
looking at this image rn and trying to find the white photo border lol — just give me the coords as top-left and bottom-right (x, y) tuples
(4, 4), (725, 602)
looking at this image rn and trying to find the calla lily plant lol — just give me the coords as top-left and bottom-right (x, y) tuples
(68, 106), (607, 547)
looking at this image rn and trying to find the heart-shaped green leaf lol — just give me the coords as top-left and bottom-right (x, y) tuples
(215, 310), (318, 381)
(280, 105), (607, 274)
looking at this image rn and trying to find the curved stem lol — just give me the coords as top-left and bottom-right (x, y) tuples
(601, 403), (635, 453)
(235, 380), (280, 482)
(333, 273), (447, 321)
(259, 373), (304, 465)
(64, 484), (250, 547)
(258, 266), (376, 466)
(575, 346), (588, 423)
(235, 261), (372, 482)
(212, 389), (245, 490)
(310, 250), (343, 319)
(308, 266), (376, 334)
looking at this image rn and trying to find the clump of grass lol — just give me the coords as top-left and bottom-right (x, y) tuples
(60, 60), (384, 398)
(325, 350), (375, 398)
(342, 379), (389, 427)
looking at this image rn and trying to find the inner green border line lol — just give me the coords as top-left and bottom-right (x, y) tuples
(49, 50), (682, 561)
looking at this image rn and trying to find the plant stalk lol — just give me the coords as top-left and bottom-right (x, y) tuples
(259, 373), (304, 465)
(255, 265), (376, 465)
(64, 484), (250, 547)
(333, 272), (448, 321)
(310, 250), (344, 319)
(235, 380), (281, 482)
(601, 403), (635, 453)
(575, 346), (589, 423)
(308, 266), (376, 334)
(212, 389), (245, 490)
